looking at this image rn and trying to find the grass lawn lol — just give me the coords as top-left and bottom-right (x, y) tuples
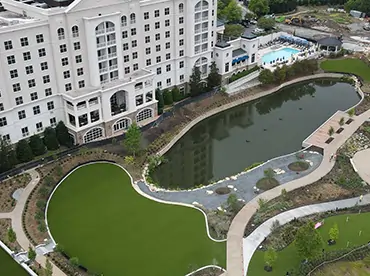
(0, 247), (28, 276)
(47, 163), (225, 276)
(314, 260), (370, 276)
(248, 212), (370, 276)
(320, 59), (370, 82)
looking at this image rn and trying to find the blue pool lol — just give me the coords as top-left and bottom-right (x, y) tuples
(262, 47), (300, 64)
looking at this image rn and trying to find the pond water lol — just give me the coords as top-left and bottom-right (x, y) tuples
(151, 80), (360, 189)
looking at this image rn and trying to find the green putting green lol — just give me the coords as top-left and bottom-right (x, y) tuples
(248, 212), (370, 275)
(47, 163), (225, 276)
(320, 58), (370, 82)
(0, 247), (28, 276)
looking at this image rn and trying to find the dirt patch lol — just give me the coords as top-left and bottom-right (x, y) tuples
(0, 173), (31, 212)
(356, 93), (370, 115)
(256, 178), (280, 191)
(288, 161), (310, 172)
(0, 219), (21, 251)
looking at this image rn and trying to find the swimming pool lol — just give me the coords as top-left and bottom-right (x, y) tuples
(262, 47), (300, 64)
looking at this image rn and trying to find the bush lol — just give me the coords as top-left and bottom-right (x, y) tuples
(29, 134), (46, 156)
(163, 89), (173, 105)
(171, 86), (183, 102)
(43, 127), (59, 150)
(16, 139), (34, 163)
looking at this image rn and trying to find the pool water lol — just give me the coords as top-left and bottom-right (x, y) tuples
(262, 47), (300, 64)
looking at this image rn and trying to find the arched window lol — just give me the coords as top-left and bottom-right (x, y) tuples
(113, 118), (131, 132)
(83, 127), (104, 143)
(121, 16), (127, 27)
(136, 108), (153, 123)
(130, 13), (136, 24)
(72, 25), (79, 38)
(57, 28), (65, 40)
(179, 3), (184, 13)
(110, 90), (127, 116)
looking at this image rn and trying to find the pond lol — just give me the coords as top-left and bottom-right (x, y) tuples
(151, 80), (360, 189)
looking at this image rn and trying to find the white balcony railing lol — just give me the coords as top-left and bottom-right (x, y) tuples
(106, 27), (115, 33)
(109, 64), (118, 70)
(108, 52), (117, 58)
(202, 38), (208, 42)
(77, 104), (87, 110)
(202, 47), (208, 52)
(89, 100), (98, 106)
(202, 16), (209, 21)
(195, 7), (201, 12)
(99, 67), (108, 73)
(101, 79), (109, 84)
(195, 40), (200, 44)
(107, 40), (116, 46)
(195, 50), (200, 54)
(195, 29), (201, 34)
(202, 28), (208, 32)
(195, 17), (201, 23)
(97, 42), (106, 48)
(98, 55), (107, 61)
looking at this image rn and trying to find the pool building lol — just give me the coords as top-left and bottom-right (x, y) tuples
(213, 31), (309, 83)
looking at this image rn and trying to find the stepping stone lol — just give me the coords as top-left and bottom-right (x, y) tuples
(12, 188), (23, 201)
(228, 185), (234, 189)
(231, 176), (237, 180)
(206, 190), (214, 195)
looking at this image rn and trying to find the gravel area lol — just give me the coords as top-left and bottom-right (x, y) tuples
(137, 150), (323, 210)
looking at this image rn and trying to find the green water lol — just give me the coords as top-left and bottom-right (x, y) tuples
(152, 80), (360, 189)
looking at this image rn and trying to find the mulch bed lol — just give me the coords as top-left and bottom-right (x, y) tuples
(0, 174), (31, 213)
(215, 187), (231, 195)
(288, 161), (310, 172)
(256, 178), (280, 191)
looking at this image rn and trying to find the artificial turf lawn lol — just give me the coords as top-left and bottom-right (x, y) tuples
(47, 163), (225, 276)
(320, 58), (370, 82)
(248, 212), (370, 275)
(0, 246), (28, 276)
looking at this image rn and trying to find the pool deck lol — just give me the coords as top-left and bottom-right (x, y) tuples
(137, 150), (323, 210)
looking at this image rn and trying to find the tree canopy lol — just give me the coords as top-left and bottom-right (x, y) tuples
(123, 123), (141, 157)
(248, 0), (269, 17)
(189, 66), (203, 97)
(155, 88), (164, 114)
(224, 24), (245, 38)
(257, 17), (276, 30)
(345, 0), (370, 15)
(43, 127), (59, 150)
(294, 221), (323, 260)
(207, 62), (222, 90)
(221, 0), (243, 22)
(56, 121), (73, 147)
(16, 139), (34, 163)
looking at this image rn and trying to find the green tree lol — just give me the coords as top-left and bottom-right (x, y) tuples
(328, 126), (335, 137)
(163, 89), (173, 105)
(339, 117), (345, 127)
(43, 127), (59, 150)
(189, 66), (203, 97)
(123, 123), (141, 157)
(171, 86), (182, 102)
(29, 134), (46, 156)
(273, 66), (287, 84)
(248, 0), (269, 17)
(227, 193), (241, 213)
(28, 246), (36, 262)
(207, 62), (222, 90)
(294, 221), (323, 260)
(45, 258), (53, 276)
(364, 255), (370, 267)
(347, 108), (355, 118)
(222, 0), (243, 22)
(155, 88), (164, 114)
(224, 24), (245, 38)
(69, 257), (79, 268)
(244, 12), (255, 20)
(0, 138), (17, 174)
(329, 224), (339, 241)
(257, 17), (276, 30)
(16, 139), (34, 163)
(264, 247), (277, 268)
(258, 69), (274, 85)
(7, 227), (16, 243)
(55, 121), (73, 148)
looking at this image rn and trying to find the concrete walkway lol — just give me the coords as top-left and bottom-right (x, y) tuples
(352, 148), (370, 184)
(0, 169), (66, 276)
(243, 194), (370, 273)
(225, 109), (370, 276)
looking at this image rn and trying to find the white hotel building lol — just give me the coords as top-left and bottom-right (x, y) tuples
(0, 0), (262, 145)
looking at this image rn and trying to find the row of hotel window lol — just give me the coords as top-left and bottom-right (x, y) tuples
(0, 117), (57, 140)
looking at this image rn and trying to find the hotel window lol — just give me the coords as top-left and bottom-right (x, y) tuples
(179, 61), (184, 68)
(21, 127), (29, 137)
(28, 79), (36, 88)
(179, 17), (184, 24)
(156, 67), (161, 75)
(62, 57), (69, 66)
(146, 59), (151, 66)
(166, 64), (171, 72)
(122, 31), (128, 39)
(40, 62), (48, 71)
(23, 52), (31, 61)
(77, 68), (84, 76)
(36, 122), (43, 132)
(132, 40), (137, 48)
(63, 71), (70, 79)
(75, 55), (82, 63)
(26, 65), (33, 74)
(154, 10), (159, 17)
(131, 28), (136, 36)
(20, 37), (29, 47)
(165, 19), (170, 27)
(165, 7), (170, 15)
(38, 48), (46, 57)
(60, 44), (67, 53)
(133, 63), (138, 71)
(0, 118), (7, 127)
(145, 36), (150, 43)
(78, 80), (85, 88)
(45, 88), (52, 96)
(65, 83), (72, 91)
(125, 67), (130, 74)
(13, 83), (21, 93)
(7, 55), (15, 65)
(57, 28), (65, 40)
(18, 110), (26, 120)
(156, 56), (161, 63)
(179, 28), (184, 35)
(123, 43), (129, 51)
(43, 75), (50, 84)
(144, 12), (149, 20)
(145, 24), (150, 32)
(155, 34), (160, 41)
(30, 92), (38, 101)
(165, 31), (170, 38)
(74, 42), (81, 50)
(133, 52), (138, 59)
(47, 101), (54, 110)
(33, 106), (40, 115)
(165, 42), (170, 49)
(50, 117), (57, 127)
(124, 55), (129, 62)
(155, 22), (160, 29)
(166, 53), (171, 60)
(4, 40), (13, 50)
(10, 69), (18, 79)
(15, 96), (23, 105)
(156, 45), (161, 52)
(145, 48), (151, 55)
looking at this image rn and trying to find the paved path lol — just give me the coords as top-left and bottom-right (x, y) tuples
(243, 194), (370, 273)
(225, 109), (370, 276)
(0, 169), (66, 276)
(352, 148), (370, 184)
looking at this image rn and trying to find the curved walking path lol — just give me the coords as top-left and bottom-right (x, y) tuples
(0, 169), (66, 276)
(225, 109), (370, 276)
